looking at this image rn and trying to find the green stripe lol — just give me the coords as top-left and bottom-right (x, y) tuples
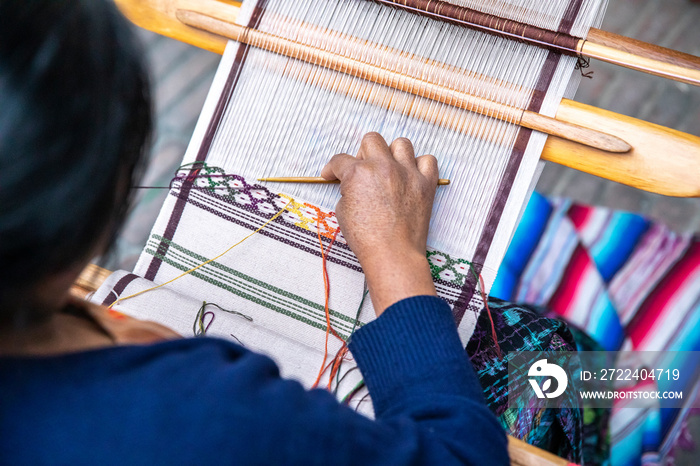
(146, 235), (364, 338)
(146, 243), (356, 335)
(151, 235), (359, 326)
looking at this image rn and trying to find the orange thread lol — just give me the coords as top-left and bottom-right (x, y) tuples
(303, 203), (339, 240)
(311, 216), (341, 389)
(107, 309), (127, 320)
(476, 272), (501, 358)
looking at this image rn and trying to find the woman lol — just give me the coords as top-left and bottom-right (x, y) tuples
(0, 1), (508, 464)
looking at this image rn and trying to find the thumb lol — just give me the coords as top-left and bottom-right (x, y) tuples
(321, 153), (356, 181)
(416, 154), (439, 186)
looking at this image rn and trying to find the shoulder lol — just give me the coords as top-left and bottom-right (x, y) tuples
(101, 337), (282, 383)
(1, 338), (332, 464)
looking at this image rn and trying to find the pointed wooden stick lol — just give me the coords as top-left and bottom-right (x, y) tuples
(176, 9), (631, 154)
(258, 177), (451, 185)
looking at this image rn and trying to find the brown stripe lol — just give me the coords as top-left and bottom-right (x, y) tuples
(559, 0), (585, 35)
(452, 49), (561, 323)
(102, 273), (139, 306)
(374, 0), (582, 52)
(452, 0), (585, 323)
(145, 1), (270, 280)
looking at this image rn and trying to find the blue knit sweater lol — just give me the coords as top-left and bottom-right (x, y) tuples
(0, 296), (508, 465)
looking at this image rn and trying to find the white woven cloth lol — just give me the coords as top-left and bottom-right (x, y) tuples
(92, 173), (482, 413)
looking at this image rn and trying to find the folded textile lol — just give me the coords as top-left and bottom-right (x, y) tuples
(493, 192), (700, 465)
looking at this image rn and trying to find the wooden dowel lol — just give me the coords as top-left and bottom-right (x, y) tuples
(176, 9), (631, 154)
(377, 0), (700, 86)
(579, 29), (700, 86)
(508, 437), (572, 466)
(258, 177), (451, 185)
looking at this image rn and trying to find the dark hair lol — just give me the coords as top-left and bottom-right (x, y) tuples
(0, 1), (151, 322)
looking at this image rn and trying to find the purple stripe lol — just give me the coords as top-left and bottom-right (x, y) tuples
(184, 195), (363, 272)
(102, 273), (139, 306)
(451, 0), (585, 323)
(145, 1), (270, 280)
(559, 0), (585, 35)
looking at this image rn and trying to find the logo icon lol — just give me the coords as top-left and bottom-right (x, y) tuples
(528, 359), (568, 399)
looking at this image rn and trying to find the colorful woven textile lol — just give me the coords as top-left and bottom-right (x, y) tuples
(467, 298), (589, 463)
(493, 191), (700, 465)
(92, 168), (490, 413)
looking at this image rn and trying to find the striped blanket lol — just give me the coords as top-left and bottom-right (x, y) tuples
(493, 192), (700, 465)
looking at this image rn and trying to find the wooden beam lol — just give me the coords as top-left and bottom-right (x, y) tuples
(582, 29), (700, 87)
(114, 0), (700, 197)
(177, 9), (631, 154)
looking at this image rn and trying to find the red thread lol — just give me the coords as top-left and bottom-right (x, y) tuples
(476, 273), (501, 358)
(311, 217), (342, 389)
(185, 168), (201, 183)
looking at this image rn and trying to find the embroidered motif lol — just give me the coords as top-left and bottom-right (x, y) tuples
(170, 166), (478, 295)
(427, 250), (476, 287)
(278, 194), (341, 240)
(174, 163), (341, 241)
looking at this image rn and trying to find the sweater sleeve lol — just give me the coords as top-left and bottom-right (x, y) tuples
(347, 295), (509, 464)
(0, 296), (509, 465)
(223, 296), (509, 465)
(349, 295), (491, 417)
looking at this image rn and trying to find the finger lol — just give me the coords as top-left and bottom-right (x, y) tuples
(321, 153), (355, 181)
(416, 154), (439, 186)
(357, 132), (391, 161)
(389, 137), (416, 167)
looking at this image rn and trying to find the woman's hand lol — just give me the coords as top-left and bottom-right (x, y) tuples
(321, 133), (438, 315)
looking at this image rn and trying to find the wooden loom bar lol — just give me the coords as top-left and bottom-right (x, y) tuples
(177, 9), (630, 153)
(114, 0), (700, 197)
(378, 0), (700, 86)
(580, 29), (700, 86)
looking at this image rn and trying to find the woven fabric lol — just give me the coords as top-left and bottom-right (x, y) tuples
(93, 169), (486, 412)
(92, 169), (589, 461)
(492, 191), (700, 465)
